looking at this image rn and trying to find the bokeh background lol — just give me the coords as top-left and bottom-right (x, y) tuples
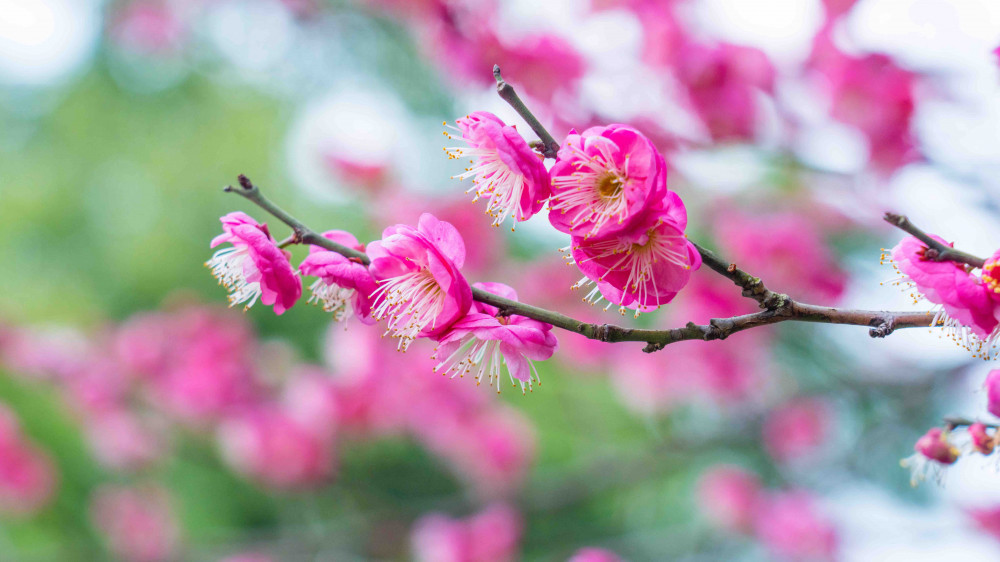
(2, 0), (1000, 560)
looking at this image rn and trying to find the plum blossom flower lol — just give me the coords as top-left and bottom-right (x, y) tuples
(90, 484), (179, 562)
(696, 465), (762, 533)
(567, 200), (701, 317)
(754, 491), (838, 562)
(968, 422), (996, 456)
(762, 398), (832, 464)
(433, 283), (557, 394)
(411, 503), (522, 562)
(549, 125), (669, 239)
(883, 235), (998, 356)
(207, 212), (301, 315)
(444, 111), (551, 228)
(900, 427), (959, 486)
(368, 214), (473, 350)
(299, 230), (377, 323)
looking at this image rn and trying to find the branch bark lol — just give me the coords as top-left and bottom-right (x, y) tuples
(883, 212), (985, 268)
(224, 175), (937, 354)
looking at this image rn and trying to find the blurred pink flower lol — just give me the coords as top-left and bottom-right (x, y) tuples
(762, 398), (832, 463)
(0, 405), (57, 518)
(900, 427), (958, 486)
(434, 282), (558, 394)
(568, 547), (623, 562)
(549, 125), (670, 239)
(207, 212), (302, 315)
(299, 230), (378, 323)
(411, 503), (523, 562)
(445, 111), (551, 228)
(109, 2), (186, 55)
(969, 422), (995, 455)
(322, 153), (390, 193)
(986, 370), (1000, 418)
(969, 506), (1000, 542)
(754, 491), (838, 562)
(86, 408), (166, 472)
(368, 213), (473, 349)
(714, 210), (847, 303)
(696, 465), (762, 533)
(281, 369), (339, 441)
(90, 484), (179, 562)
(218, 554), (275, 562)
(217, 404), (336, 490)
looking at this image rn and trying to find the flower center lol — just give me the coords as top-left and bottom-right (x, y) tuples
(596, 173), (622, 200)
(370, 268), (445, 350)
(985, 261), (1000, 294)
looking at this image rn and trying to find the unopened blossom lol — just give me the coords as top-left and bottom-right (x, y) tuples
(762, 398), (831, 463)
(444, 111), (550, 228)
(754, 491), (838, 562)
(299, 230), (377, 323)
(568, 201), (701, 317)
(696, 465), (762, 533)
(969, 422), (996, 455)
(883, 235), (997, 356)
(0, 405), (57, 517)
(411, 503), (522, 562)
(433, 282), (557, 394)
(900, 427), (959, 486)
(986, 370), (1000, 418)
(367, 214), (473, 350)
(568, 548), (623, 562)
(549, 124), (670, 239)
(207, 212), (302, 315)
(90, 484), (179, 562)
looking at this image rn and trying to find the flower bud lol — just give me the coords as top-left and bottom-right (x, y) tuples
(969, 423), (996, 455)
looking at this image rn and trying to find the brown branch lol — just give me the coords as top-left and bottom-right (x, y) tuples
(493, 65), (560, 159)
(883, 212), (985, 268)
(224, 175), (937, 354)
(943, 417), (998, 430)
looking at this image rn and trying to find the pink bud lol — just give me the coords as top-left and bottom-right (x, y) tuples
(696, 465), (762, 533)
(915, 428), (958, 464)
(969, 423), (996, 455)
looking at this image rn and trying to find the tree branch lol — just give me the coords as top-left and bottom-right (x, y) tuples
(883, 212), (985, 268)
(224, 176), (937, 354)
(493, 65), (560, 159)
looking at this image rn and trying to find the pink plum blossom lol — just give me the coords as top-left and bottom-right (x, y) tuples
(762, 398), (832, 463)
(445, 111), (551, 228)
(568, 202), (701, 317)
(207, 212), (302, 315)
(549, 125), (670, 239)
(969, 506), (1000, 542)
(0, 405), (57, 517)
(433, 282), (558, 394)
(411, 503), (523, 562)
(885, 235), (997, 355)
(900, 427), (959, 486)
(567, 548), (623, 562)
(969, 422), (995, 455)
(85, 408), (166, 472)
(754, 491), (838, 562)
(299, 230), (378, 323)
(217, 404), (336, 490)
(90, 484), (179, 562)
(368, 213), (473, 350)
(696, 465), (762, 533)
(986, 370), (1000, 418)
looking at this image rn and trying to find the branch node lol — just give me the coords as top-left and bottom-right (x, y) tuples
(869, 316), (896, 338)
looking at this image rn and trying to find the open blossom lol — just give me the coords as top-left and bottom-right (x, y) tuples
(883, 235), (998, 356)
(549, 125), (669, 239)
(411, 503), (522, 562)
(433, 282), (557, 394)
(444, 111), (551, 228)
(754, 492), (838, 562)
(568, 198), (701, 317)
(207, 212), (301, 315)
(299, 230), (377, 323)
(368, 214), (473, 350)
(696, 465), (762, 533)
(900, 427), (959, 486)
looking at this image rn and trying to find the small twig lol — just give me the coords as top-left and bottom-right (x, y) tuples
(224, 176), (938, 353)
(943, 417), (998, 430)
(883, 212), (985, 268)
(493, 65), (560, 159)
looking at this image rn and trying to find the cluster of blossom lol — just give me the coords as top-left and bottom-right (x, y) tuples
(0, 303), (537, 559)
(697, 465), (839, 562)
(882, 236), (1000, 358)
(410, 503), (623, 562)
(901, 368), (1000, 486)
